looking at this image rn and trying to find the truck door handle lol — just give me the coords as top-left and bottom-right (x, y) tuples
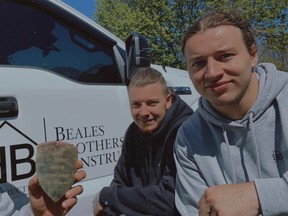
(0, 97), (18, 117)
(172, 86), (192, 95)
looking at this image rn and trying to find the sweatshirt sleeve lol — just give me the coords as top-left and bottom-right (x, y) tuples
(254, 175), (288, 215)
(173, 127), (207, 216)
(99, 144), (178, 216)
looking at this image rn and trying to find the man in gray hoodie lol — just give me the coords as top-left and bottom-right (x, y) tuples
(174, 9), (288, 216)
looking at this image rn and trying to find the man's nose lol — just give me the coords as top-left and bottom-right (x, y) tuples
(205, 58), (222, 80)
(139, 105), (149, 116)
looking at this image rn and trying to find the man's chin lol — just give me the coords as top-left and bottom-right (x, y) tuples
(141, 126), (157, 134)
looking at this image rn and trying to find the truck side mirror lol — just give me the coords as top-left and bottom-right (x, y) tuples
(125, 32), (151, 82)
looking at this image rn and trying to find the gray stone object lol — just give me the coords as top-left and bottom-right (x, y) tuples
(36, 141), (78, 202)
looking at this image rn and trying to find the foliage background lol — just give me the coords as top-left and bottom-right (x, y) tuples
(94, 0), (288, 71)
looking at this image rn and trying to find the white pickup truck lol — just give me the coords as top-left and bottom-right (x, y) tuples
(0, 0), (200, 215)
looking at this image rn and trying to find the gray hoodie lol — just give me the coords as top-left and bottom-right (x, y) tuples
(174, 63), (288, 216)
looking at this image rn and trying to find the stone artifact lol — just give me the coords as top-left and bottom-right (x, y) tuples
(36, 141), (78, 202)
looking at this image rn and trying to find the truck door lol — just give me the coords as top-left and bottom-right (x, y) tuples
(0, 0), (131, 215)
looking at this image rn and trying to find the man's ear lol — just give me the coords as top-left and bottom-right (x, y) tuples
(166, 94), (172, 109)
(250, 44), (258, 67)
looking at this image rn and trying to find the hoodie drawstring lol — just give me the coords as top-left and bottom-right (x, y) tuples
(222, 126), (237, 183)
(249, 111), (262, 179)
(222, 112), (262, 183)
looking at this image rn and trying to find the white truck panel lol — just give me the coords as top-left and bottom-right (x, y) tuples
(0, 1), (199, 215)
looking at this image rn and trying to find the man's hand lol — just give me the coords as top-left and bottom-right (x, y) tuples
(29, 159), (86, 216)
(198, 182), (261, 216)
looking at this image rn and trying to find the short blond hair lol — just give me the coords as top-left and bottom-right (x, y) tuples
(128, 67), (169, 96)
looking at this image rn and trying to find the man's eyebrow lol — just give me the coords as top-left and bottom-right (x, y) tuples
(130, 99), (140, 103)
(148, 97), (160, 100)
(187, 55), (204, 62)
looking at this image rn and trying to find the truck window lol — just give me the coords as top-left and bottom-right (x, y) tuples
(0, 0), (122, 84)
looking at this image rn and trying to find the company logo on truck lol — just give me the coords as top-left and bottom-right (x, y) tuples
(0, 121), (36, 184)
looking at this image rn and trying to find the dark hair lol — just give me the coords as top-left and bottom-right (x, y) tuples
(182, 9), (257, 55)
(128, 67), (169, 95)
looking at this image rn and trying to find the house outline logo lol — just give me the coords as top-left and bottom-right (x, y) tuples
(0, 121), (38, 146)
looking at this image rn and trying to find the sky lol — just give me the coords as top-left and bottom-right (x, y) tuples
(62, 0), (97, 19)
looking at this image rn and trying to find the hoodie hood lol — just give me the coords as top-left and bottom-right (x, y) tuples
(151, 93), (193, 139)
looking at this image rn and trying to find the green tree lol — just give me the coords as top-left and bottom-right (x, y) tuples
(260, 44), (288, 71)
(95, 0), (288, 71)
(95, 0), (205, 69)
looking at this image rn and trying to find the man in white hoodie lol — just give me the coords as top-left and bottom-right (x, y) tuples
(174, 9), (288, 216)
(0, 159), (86, 216)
